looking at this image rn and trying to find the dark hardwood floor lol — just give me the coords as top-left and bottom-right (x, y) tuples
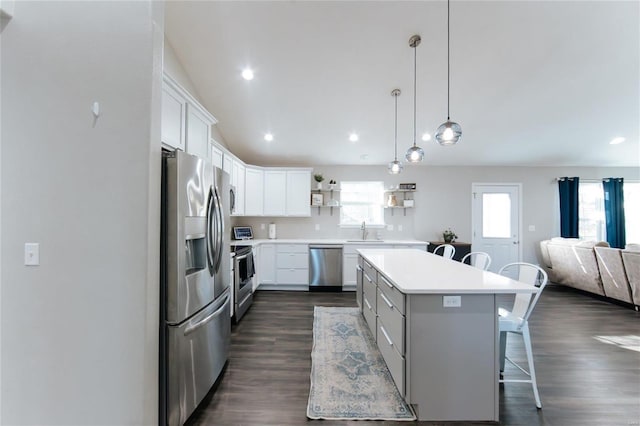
(186, 286), (640, 426)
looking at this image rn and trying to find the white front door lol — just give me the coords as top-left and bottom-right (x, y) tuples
(472, 184), (521, 274)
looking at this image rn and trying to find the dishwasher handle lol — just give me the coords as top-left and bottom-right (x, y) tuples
(309, 244), (344, 249)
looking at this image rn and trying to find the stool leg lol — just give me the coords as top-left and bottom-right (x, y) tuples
(499, 331), (507, 373)
(522, 324), (542, 408)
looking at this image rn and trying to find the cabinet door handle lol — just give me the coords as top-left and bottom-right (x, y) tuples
(364, 298), (372, 311)
(365, 274), (372, 283)
(356, 265), (363, 272)
(381, 276), (394, 289)
(380, 292), (394, 309)
(380, 325), (393, 346)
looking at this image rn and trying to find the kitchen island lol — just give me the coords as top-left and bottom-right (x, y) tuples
(357, 248), (538, 422)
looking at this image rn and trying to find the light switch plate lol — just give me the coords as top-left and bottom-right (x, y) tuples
(24, 243), (40, 266)
(398, 225), (403, 232)
(443, 295), (461, 307)
(528, 225), (536, 232)
(387, 224), (394, 231)
(315, 224), (320, 231)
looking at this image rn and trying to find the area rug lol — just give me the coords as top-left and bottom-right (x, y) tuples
(307, 306), (416, 421)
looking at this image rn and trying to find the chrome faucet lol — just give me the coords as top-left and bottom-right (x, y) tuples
(361, 221), (368, 240)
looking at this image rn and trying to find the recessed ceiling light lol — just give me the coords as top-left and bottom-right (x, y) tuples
(421, 133), (432, 141)
(264, 133), (274, 142)
(610, 137), (625, 145)
(241, 68), (254, 81)
(349, 133), (359, 142)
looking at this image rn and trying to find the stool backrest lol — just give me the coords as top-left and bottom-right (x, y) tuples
(433, 244), (455, 259)
(498, 262), (548, 326)
(461, 251), (492, 271)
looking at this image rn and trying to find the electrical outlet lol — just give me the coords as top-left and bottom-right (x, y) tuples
(260, 223), (266, 230)
(387, 224), (394, 231)
(24, 243), (40, 266)
(528, 225), (536, 232)
(398, 225), (403, 232)
(315, 224), (320, 231)
(443, 295), (461, 308)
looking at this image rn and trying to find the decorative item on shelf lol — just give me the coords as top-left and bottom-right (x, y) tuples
(313, 173), (324, 190)
(399, 183), (417, 190)
(443, 228), (458, 243)
(328, 179), (337, 190)
(387, 194), (398, 207)
(311, 192), (324, 206)
(327, 199), (339, 207)
(435, 0), (463, 146)
(388, 88), (403, 174)
(405, 35), (425, 163)
(403, 199), (414, 207)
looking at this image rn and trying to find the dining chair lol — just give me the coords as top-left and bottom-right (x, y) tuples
(433, 244), (455, 259)
(461, 251), (492, 271)
(498, 262), (548, 409)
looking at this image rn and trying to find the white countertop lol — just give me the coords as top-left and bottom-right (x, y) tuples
(230, 238), (429, 247)
(358, 249), (539, 295)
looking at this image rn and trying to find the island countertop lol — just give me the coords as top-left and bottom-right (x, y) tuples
(358, 248), (539, 295)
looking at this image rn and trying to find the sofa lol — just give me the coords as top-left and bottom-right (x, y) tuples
(539, 238), (639, 309)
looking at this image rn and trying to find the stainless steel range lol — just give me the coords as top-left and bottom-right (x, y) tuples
(232, 245), (254, 321)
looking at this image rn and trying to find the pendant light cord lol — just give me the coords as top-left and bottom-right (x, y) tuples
(413, 41), (417, 147)
(394, 92), (398, 160)
(447, 0), (451, 121)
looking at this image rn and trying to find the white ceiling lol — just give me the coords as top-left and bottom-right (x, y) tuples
(165, 1), (639, 168)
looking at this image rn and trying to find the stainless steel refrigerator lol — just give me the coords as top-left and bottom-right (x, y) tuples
(160, 150), (231, 426)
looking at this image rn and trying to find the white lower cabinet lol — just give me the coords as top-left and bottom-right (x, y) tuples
(273, 244), (309, 289)
(258, 244), (276, 286)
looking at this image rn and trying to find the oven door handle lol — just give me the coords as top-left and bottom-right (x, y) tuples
(235, 253), (250, 262)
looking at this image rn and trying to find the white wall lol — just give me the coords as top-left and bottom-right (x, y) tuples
(235, 165), (639, 264)
(1, 1), (162, 424)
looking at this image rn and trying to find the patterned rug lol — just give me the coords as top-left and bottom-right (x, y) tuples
(307, 306), (416, 421)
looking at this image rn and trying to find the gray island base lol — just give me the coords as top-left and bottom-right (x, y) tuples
(356, 249), (538, 422)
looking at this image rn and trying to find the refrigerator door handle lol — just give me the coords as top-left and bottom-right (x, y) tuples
(206, 188), (216, 274)
(184, 294), (230, 335)
(213, 185), (224, 273)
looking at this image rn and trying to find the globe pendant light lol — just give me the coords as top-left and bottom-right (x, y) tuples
(388, 89), (403, 174)
(405, 35), (425, 163)
(435, 0), (462, 146)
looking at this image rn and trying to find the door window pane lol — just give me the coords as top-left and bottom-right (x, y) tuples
(482, 193), (511, 238)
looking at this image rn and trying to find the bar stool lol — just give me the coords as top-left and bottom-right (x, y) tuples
(498, 262), (548, 409)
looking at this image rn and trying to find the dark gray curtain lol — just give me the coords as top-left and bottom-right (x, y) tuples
(603, 178), (626, 248)
(558, 177), (579, 238)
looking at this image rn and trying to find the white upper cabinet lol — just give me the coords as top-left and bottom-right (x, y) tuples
(210, 140), (223, 169)
(263, 170), (287, 216)
(286, 170), (311, 216)
(186, 105), (210, 160)
(161, 73), (217, 158)
(244, 166), (264, 216)
(231, 160), (246, 216)
(161, 84), (186, 151)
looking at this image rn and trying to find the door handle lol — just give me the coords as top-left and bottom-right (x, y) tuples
(513, 241), (519, 245)
(184, 295), (229, 335)
(380, 325), (393, 347)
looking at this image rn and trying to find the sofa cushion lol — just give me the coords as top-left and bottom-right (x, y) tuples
(621, 250), (640, 306)
(594, 247), (633, 303)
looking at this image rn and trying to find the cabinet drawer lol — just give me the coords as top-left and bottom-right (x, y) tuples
(377, 274), (405, 315)
(362, 259), (377, 281)
(362, 273), (377, 311)
(362, 294), (377, 340)
(377, 289), (405, 353)
(377, 323), (405, 396)
(276, 244), (309, 254)
(276, 252), (308, 268)
(276, 268), (309, 284)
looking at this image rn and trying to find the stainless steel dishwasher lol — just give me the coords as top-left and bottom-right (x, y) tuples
(309, 245), (343, 291)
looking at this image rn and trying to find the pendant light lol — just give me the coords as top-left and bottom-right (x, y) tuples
(405, 35), (425, 163)
(388, 89), (403, 174)
(435, 0), (462, 146)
